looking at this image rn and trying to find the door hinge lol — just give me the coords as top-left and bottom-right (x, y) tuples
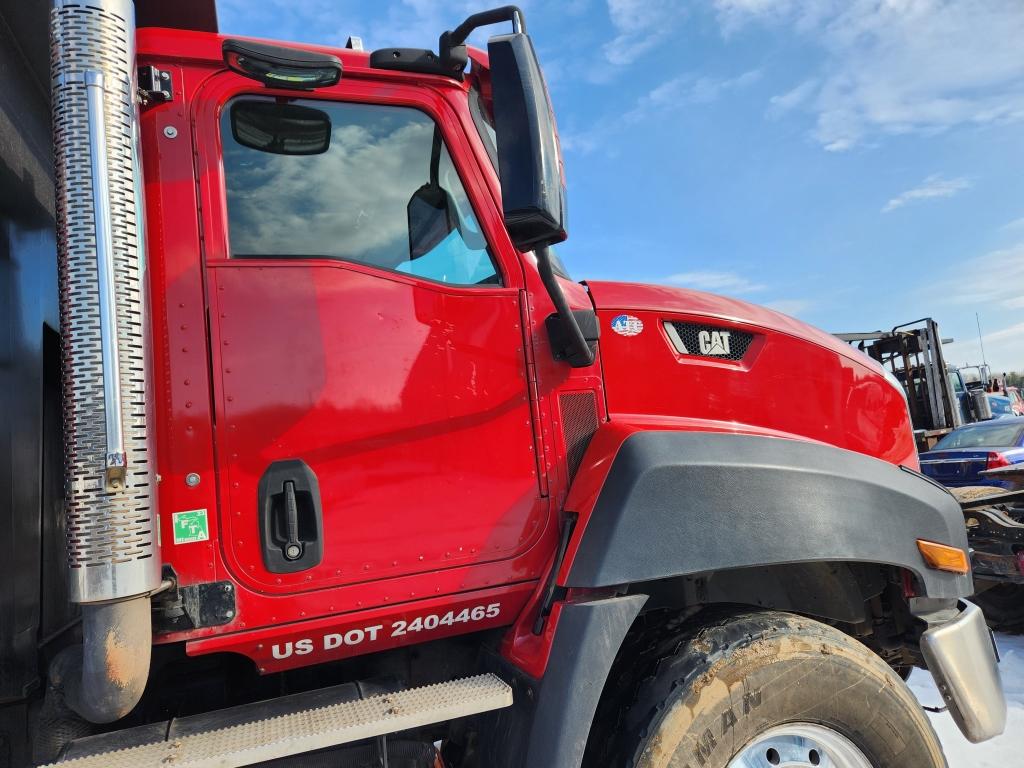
(138, 65), (173, 104)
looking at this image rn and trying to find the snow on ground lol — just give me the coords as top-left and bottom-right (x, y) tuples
(908, 631), (1024, 767)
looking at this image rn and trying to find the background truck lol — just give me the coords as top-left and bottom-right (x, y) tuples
(956, 481), (1024, 630)
(836, 319), (996, 451)
(0, 2), (1006, 767)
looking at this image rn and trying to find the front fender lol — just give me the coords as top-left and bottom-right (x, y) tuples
(562, 429), (972, 600)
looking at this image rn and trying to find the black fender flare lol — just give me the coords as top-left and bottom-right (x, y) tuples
(564, 431), (972, 600)
(479, 595), (647, 768)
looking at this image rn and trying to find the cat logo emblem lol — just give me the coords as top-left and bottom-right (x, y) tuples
(698, 330), (731, 356)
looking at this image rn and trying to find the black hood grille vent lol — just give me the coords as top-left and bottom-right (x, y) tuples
(666, 321), (754, 361)
(559, 391), (599, 482)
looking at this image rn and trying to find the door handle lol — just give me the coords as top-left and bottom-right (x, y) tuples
(282, 481), (303, 561)
(258, 459), (324, 573)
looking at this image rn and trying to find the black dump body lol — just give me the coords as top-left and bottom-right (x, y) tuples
(0, 4), (221, 764)
(0, 0), (70, 721)
(0, 4), (221, 731)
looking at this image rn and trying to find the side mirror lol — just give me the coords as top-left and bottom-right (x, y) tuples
(488, 32), (567, 252)
(408, 184), (459, 259)
(230, 100), (332, 156)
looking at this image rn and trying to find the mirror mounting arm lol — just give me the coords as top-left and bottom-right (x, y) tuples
(439, 6), (526, 74)
(536, 245), (596, 367)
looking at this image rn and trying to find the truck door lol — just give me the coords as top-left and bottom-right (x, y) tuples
(195, 77), (545, 598)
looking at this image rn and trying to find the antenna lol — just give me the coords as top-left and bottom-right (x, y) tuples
(976, 312), (988, 368)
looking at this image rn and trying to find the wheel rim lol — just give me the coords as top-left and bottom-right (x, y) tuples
(728, 722), (873, 768)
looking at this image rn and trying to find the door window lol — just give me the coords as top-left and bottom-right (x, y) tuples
(221, 97), (500, 286)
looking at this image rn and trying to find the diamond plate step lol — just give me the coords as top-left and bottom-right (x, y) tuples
(43, 674), (511, 768)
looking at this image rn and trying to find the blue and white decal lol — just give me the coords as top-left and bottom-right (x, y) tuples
(611, 314), (644, 337)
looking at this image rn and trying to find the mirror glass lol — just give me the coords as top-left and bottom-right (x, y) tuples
(407, 183), (459, 259)
(230, 100), (331, 156)
(488, 32), (568, 251)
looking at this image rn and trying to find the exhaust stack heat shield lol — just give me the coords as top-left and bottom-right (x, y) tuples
(51, 0), (160, 603)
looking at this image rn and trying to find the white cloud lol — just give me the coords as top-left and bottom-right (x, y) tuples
(219, 0), (521, 51)
(882, 174), (971, 213)
(226, 118), (434, 259)
(647, 69), (763, 107)
(602, 0), (683, 65)
(715, 0), (839, 34)
(661, 273), (815, 317)
(664, 270), (767, 294)
(926, 241), (1024, 311)
(764, 298), (814, 316)
(718, 0), (1024, 150)
(944, 321), (1024, 373)
(1001, 216), (1024, 232)
(358, 0), (508, 49)
(767, 78), (817, 118)
(985, 322), (1024, 344)
(562, 68), (761, 153)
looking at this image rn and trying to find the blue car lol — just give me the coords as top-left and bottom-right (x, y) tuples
(920, 416), (1024, 490)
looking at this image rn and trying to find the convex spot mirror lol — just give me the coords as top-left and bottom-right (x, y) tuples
(488, 32), (568, 252)
(230, 100), (332, 156)
(407, 183), (460, 259)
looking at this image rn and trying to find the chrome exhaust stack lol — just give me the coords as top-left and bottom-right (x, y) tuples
(49, 0), (160, 723)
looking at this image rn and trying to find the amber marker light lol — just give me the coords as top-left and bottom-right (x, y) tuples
(917, 539), (970, 574)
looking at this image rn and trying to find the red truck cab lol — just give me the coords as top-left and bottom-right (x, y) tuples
(133, 21), (922, 675)
(0, 2), (1004, 767)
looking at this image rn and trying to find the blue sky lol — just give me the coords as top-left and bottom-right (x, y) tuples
(218, 0), (1024, 372)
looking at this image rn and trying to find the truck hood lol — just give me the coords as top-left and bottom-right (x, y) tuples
(586, 280), (871, 370)
(583, 280), (917, 467)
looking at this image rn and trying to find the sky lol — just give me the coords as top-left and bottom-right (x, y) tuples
(217, 0), (1024, 372)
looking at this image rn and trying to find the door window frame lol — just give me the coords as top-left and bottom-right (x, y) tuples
(193, 71), (524, 293)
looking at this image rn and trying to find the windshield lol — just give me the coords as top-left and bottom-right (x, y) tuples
(933, 421), (1024, 449)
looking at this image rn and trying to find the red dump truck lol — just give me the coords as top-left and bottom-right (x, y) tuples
(0, 2), (1006, 766)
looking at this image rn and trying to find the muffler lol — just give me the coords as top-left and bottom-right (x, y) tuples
(49, 0), (160, 723)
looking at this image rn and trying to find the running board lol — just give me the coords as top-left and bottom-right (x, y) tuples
(43, 674), (511, 768)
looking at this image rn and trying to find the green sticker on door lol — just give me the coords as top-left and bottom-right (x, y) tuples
(172, 509), (209, 544)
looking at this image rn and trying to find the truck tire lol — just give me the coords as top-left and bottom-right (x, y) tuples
(585, 610), (945, 768)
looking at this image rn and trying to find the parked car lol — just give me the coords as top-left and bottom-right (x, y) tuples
(919, 416), (1024, 489)
(987, 392), (1015, 418)
(1007, 385), (1024, 416)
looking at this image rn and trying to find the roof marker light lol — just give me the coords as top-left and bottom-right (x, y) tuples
(222, 39), (342, 90)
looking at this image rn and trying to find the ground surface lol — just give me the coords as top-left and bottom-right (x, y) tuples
(908, 631), (1023, 766)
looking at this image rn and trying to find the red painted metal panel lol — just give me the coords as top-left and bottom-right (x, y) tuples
(136, 30), (916, 686)
(188, 583), (533, 674)
(136, 46), (575, 657)
(138, 63), (223, 590)
(588, 283), (917, 468)
(207, 261), (544, 594)
(193, 69), (548, 599)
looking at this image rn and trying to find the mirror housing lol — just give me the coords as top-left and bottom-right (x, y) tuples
(488, 32), (568, 252)
(408, 184), (459, 259)
(230, 101), (332, 156)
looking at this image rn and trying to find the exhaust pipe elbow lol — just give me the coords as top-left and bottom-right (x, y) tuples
(51, 597), (152, 724)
